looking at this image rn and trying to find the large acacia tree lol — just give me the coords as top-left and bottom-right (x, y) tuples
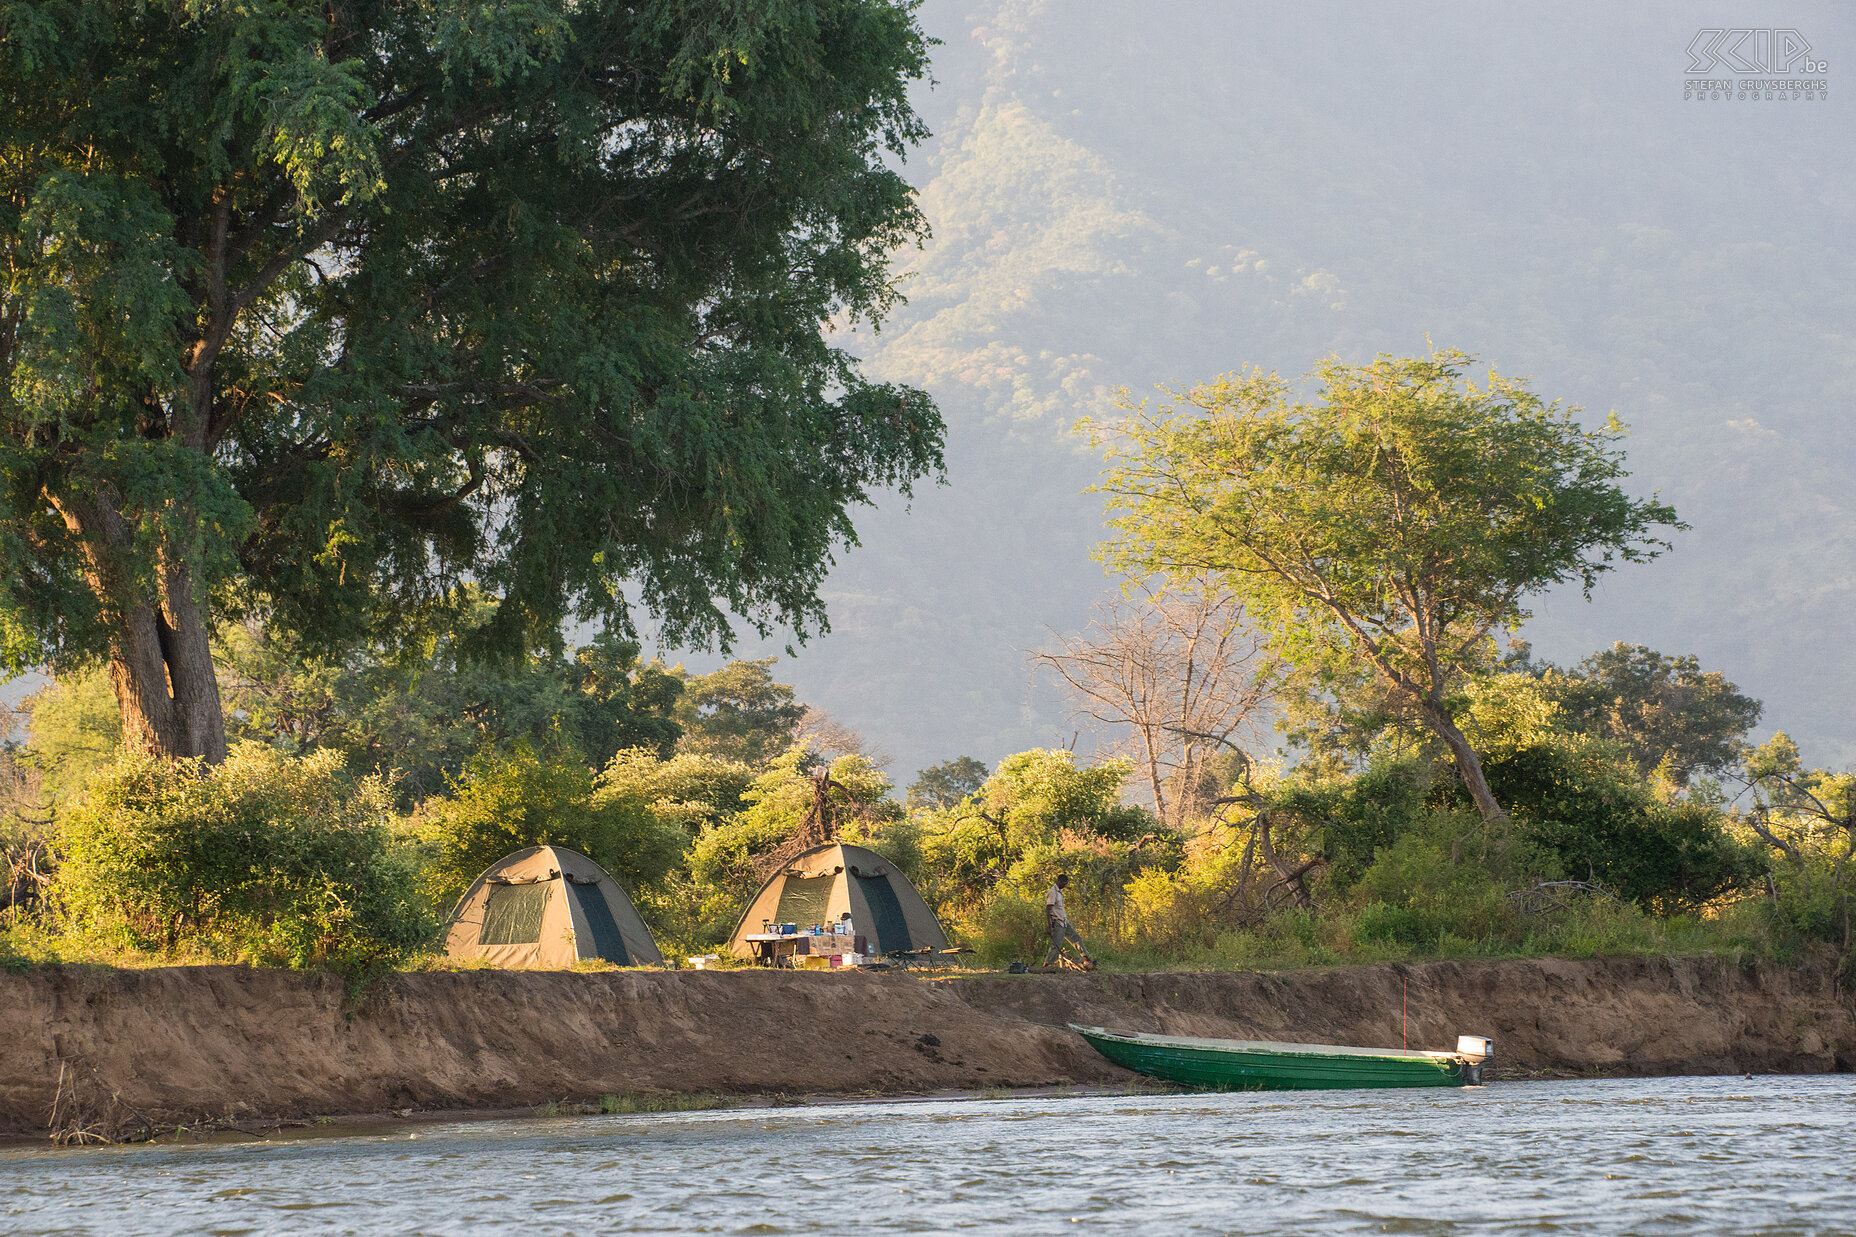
(0, 0), (942, 761)
(1092, 350), (1680, 823)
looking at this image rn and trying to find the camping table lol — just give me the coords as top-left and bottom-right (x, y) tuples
(743, 932), (864, 967)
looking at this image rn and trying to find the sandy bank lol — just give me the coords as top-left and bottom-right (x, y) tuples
(4, 956), (1851, 1138)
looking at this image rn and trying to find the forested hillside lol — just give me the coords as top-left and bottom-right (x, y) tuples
(726, 0), (1853, 775)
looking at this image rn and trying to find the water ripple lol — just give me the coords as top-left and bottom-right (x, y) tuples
(3, 1076), (1854, 1234)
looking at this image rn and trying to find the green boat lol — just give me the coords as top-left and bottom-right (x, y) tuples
(1072, 1024), (1493, 1091)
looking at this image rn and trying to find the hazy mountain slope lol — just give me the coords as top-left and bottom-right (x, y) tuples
(685, 0), (1856, 776)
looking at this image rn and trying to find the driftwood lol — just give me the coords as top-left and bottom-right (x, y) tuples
(1506, 879), (1620, 914)
(47, 1059), (157, 1146)
(47, 1057), (311, 1145)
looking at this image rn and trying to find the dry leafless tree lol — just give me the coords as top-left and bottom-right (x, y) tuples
(1031, 581), (1277, 829)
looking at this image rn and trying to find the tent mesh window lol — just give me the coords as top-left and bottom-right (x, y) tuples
(854, 874), (911, 954)
(775, 874), (835, 929)
(565, 883), (632, 965)
(479, 882), (551, 945)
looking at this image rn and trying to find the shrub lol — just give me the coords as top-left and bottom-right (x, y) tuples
(1352, 820), (1511, 944)
(1353, 900), (1428, 946)
(1487, 736), (1758, 909)
(1297, 756), (1435, 894)
(419, 744), (687, 911)
(57, 744), (434, 974)
(959, 888), (1047, 966)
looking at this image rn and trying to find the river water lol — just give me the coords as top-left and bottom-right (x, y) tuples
(4, 1075), (1853, 1234)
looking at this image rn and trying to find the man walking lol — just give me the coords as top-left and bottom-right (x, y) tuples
(1042, 873), (1095, 970)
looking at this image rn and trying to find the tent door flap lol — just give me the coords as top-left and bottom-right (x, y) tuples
(565, 882), (632, 965)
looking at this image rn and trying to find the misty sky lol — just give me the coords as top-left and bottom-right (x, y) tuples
(680, 0), (1853, 780)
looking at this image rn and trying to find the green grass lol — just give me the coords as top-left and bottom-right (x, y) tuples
(1066, 895), (1777, 974)
(0, 889), (1794, 981)
(599, 1091), (729, 1114)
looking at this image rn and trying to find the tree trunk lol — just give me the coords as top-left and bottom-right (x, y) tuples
(1421, 703), (1505, 823)
(1254, 809), (1318, 910)
(46, 489), (228, 764)
(154, 548), (227, 762)
(1139, 727), (1171, 830)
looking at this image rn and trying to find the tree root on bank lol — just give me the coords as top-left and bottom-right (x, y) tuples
(46, 1058), (308, 1146)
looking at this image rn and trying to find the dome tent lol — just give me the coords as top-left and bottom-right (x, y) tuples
(726, 842), (948, 959)
(444, 845), (664, 968)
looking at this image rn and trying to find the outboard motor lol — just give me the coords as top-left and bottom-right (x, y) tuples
(1455, 1034), (1495, 1084)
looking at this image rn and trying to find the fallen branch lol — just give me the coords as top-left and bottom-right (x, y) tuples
(1506, 879), (1620, 914)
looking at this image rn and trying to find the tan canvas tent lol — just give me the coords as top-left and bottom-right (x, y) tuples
(444, 845), (664, 968)
(726, 842), (948, 959)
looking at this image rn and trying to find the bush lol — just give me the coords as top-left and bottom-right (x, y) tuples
(419, 744), (687, 911)
(960, 888), (1047, 966)
(1352, 822), (1511, 945)
(1300, 756), (1435, 894)
(1353, 900), (1428, 946)
(57, 744), (434, 974)
(1486, 736), (1758, 909)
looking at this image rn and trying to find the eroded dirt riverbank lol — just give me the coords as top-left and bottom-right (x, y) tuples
(4, 955), (1852, 1139)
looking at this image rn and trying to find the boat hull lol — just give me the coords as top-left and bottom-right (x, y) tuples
(1073, 1025), (1477, 1091)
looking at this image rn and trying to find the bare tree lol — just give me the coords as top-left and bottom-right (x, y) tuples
(793, 707), (888, 768)
(1203, 747), (1324, 915)
(752, 763), (895, 881)
(1031, 582), (1276, 828)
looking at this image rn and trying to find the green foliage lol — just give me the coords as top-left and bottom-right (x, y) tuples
(1741, 732), (1855, 950)
(1293, 756), (1437, 894)
(221, 622), (684, 805)
(0, 0), (943, 758)
(18, 669), (121, 805)
(907, 756), (990, 809)
(1283, 692), (1758, 918)
(597, 748), (755, 835)
(740, 749), (900, 841)
(672, 659), (807, 767)
(1091, 348), (1682, 818)
(1534, 643), (1763, 784)
(22, 624), (685, 810)
(915, 748), (1162, 924)
(684, 748), (900, 917)
(960, 887), (1048, 966)
(681, 814), (800, 940)
(419, 745), (686, 912)
(1460, 672), (1567, 758)
(1352, 823), (1511, 944)
(1483, 735), (1758, 910)
(55, 745), (434, 973)
(1, 702), (52, 919)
